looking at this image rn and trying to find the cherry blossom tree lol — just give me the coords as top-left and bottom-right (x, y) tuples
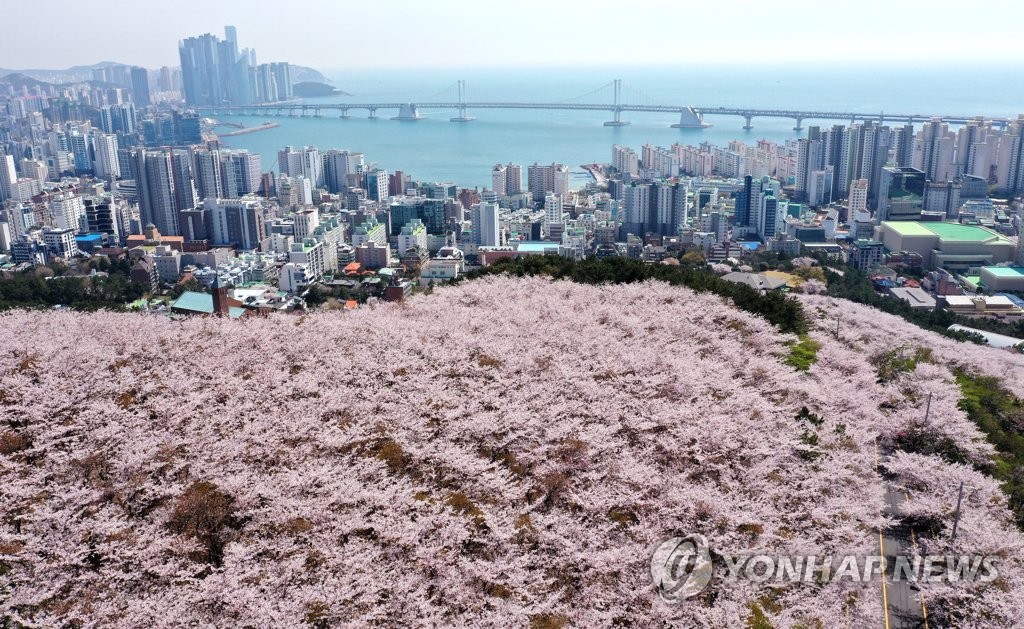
(0, 277), (1020, 627)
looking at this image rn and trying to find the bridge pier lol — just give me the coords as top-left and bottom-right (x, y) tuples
(603, 107), (630, 127)
(314, 107), (322, 118)
(339, 109), (349, 119)
(671, 107), (709, 129)
(603, 80), (630, 126)
(368, 108), (378, 119)
(793, 117), (803, 132)
(743, 115), (753, 130)
(392, 103), (422, 121)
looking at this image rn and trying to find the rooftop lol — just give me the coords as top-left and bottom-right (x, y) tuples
(515, 241), (561, 253)
(981, 266), (1024, 278)
(170, 291), (246, 319)
(882, 221), (1009, 243)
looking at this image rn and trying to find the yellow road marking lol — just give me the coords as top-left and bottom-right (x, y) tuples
(905, 494), (929, 629)
(876, 439), (891, 629)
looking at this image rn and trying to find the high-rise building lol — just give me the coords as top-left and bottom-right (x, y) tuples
(734, 175), (753, 227)
(894, 124), (915, 168)
(923, 180), (963, 218)
(505, 163), (522, 194)
(19, 159), (48, 186)
(68, 132), (92, 174)
(178, 27), (257, 106)
(135, 148), (196, 236)
(621, 183), (650, 240)
(92, 132), (120, 179)
(192, 148), (223, 199)
(130, 67), (151, 107)
(491, 164), (507, 196)
(471, 201), (500, 247)
(253, 62), (293, 103)
(848, 178), (869, 215)
(279, 146), (323, 188)
(221, 150), (262, 196)
(1001, 116), (1024, 195)
(877, 167), (926, 222)
(293, 207), (320, 241)
(527, 163), (569, 200)
(918, 119), (956, 182)
(544, 194), (563, 230)
(650, 181), (676, 236)
(206, 197), (265, 250)
(50, 193), (86, 232)
(84, 197), (121, 241)
(808, 168), (834, 207)
(324, 150), (364, 193)
(612, 145), (639, 177)
(0, 154), (17, 202)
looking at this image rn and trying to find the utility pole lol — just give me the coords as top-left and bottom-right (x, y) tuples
(835, 316), (841, 338)
(924, 392), (932, 425)
(951, 481), (965, 541)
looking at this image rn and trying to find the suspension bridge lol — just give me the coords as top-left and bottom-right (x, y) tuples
(198, 79), (1016, 131)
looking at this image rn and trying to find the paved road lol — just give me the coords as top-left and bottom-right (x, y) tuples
(876, 445), (929, 628)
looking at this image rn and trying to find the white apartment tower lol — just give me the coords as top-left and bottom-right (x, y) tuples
(491, 164), (507, 196)
(471, 201), (500, 247)
(849, 178), (869, 215)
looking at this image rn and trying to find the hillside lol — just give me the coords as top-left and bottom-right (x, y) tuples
(1, 277), (1022, 627)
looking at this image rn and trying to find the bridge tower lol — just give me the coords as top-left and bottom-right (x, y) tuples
(450, 80), (475, 122)
(603, 79), (630, 127)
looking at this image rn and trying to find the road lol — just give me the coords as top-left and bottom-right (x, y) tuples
(876, 443), (929, 628)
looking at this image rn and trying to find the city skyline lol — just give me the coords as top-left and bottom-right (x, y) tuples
(5, 0), (1024, 71)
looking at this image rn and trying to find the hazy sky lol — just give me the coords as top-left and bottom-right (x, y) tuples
(4, 0), (1024, 71)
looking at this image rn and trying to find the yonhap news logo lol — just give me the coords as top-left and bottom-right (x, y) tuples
(650, 533), (999, 604)
(650, 535), (713, 603)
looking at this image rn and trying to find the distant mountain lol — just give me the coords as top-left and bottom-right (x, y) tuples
(292, 81), (351, 98)
(0, 73), (53, 89)
(289, 64), (329, 85)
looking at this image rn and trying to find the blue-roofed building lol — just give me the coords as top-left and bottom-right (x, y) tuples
(75, 233), (103, 253)
(170, 291), (247, 319)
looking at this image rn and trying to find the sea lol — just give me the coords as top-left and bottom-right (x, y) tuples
(216, 65), (1024, 189)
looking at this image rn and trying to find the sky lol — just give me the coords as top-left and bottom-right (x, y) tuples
(3, 0), (1024, 71)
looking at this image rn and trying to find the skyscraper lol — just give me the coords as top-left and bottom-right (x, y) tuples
(527, 163), (568, 200)
(324, 150), (364, 193)
(130, 67), (151, 107)
(92, 132), (120, 179)
(178, 27), (257, 106)
(0, 153), (17, 202)
(192, 148), (223, 199)
(279, 146), (323, 188)
(134, 148), (196, 236)
(491, 164), (507, 196)
(471, 201), (500, 247)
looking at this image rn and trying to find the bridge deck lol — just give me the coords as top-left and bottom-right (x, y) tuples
(201, 102), (1012, 126)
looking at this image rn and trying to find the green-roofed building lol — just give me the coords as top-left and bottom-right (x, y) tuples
(875, 221), (1015, 271)
(980, 266), (1024, 292)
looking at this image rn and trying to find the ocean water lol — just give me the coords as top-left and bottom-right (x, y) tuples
(217, 65), (1024, 189)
